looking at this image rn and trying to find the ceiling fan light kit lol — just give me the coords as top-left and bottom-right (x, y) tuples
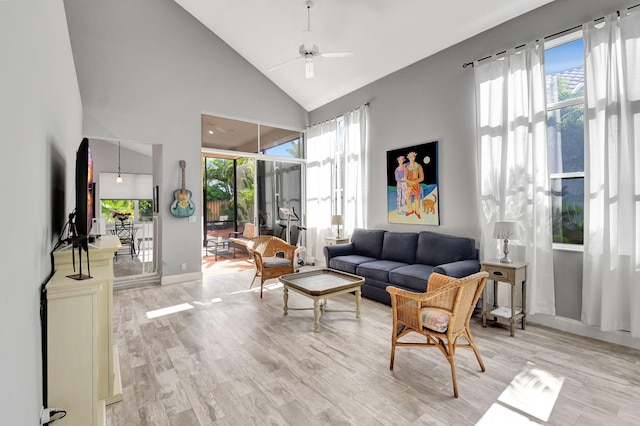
(305, 58), (314, 78)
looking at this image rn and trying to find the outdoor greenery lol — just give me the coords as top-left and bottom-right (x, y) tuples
(203, 157), (254, 222)
(552, 199), (584, 244)
(286, 139), (301, 158)
(263, 137), (302, 158)
(547, 75), (585, 244)
(101, 199), (153, 223)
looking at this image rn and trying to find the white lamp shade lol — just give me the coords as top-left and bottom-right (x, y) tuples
(331, 215), (344, 225)
(493, 221), (519, 240)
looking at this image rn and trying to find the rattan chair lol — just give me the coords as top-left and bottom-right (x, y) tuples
(386, 271), (489, 397)
(246, 235), (296, 298)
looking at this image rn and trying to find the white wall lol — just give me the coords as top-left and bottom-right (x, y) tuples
(310, 0), (640, 348)
(0, 0), (83, 423)
(63, 0), (309, 278)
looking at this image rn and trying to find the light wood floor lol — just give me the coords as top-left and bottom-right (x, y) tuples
(107, 267), (640, 425)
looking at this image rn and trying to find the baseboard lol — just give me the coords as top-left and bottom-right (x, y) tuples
(114, 274), (160, 290)
(161, 271), (203, 285)
(528, 313), (640, 350)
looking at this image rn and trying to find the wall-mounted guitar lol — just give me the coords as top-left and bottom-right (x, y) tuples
(170, 160), (196, 218)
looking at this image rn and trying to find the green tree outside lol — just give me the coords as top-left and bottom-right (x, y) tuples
(203, 157), (255, 223)
(548, 75), (585, 244)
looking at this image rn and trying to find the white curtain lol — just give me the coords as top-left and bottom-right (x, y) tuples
(582, 11), (640, 337)
(342, 104), (369, 235)
(305, 119), (336, 265)
(475, 42), (556, 315)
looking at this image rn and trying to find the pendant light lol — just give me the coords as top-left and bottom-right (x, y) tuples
(116, 141), (123, 183)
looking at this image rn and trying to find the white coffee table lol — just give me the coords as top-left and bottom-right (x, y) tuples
(279, 268), (365, 332)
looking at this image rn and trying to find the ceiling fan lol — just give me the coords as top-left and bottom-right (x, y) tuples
(203, 117), (234, 134)
(268, 0), (353, 78)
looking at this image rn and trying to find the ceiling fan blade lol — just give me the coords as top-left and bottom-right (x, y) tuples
(320, 51), (354, 58)
(267, 56), (303, 73)
(213, 126), (233, 134)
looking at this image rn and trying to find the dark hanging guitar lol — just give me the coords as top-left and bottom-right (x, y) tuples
(170, 160), (196, 218)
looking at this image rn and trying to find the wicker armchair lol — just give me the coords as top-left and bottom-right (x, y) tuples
(386, 271), (489, 397)
(246, 236), (296, 298)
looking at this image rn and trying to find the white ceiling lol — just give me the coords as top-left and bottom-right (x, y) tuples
(174, 0), (554, 111)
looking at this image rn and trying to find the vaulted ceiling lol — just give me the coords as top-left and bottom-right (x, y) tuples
(175, 0), (554, 111)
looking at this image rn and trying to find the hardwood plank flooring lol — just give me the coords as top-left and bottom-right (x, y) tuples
(108, 267), (640, 425)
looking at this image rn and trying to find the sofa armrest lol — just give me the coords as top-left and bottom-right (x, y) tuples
(323, 242), (355, 267)
(433, 259), (480, 278)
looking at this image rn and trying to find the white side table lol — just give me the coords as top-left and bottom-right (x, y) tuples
(324, 236), (350, 245)
(480, 259), (528, 337)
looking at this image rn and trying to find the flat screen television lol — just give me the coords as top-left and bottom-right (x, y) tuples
(75, 137), (93, 238)
(66, 137), (94, 280)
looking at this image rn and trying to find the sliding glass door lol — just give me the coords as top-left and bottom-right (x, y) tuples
(202, 156), (254, 240)
(201, 113), (305, 255)
(257, 160), (302, 244)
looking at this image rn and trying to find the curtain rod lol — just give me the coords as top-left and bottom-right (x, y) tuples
(307, 102), (370, 129)
(462, 3), (640, 68)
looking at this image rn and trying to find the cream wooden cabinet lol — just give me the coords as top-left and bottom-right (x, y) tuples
(48, 235), (122, 425)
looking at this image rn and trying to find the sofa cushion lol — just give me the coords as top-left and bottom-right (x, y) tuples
(416, 231), (477, 266)
(380, 232), (418, 264)
(329, 255), (378, 274)
(356, 260), (408, 283)
(351, 228), (386, 259)
(388, 264), (436, 292)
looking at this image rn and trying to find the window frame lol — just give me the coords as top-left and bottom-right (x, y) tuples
(544, 30), (585, 248)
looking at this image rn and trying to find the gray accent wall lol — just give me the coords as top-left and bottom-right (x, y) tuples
(310, 0), (638, 345)
(63, 0), (309, 278)
(1, 0), (83, 422)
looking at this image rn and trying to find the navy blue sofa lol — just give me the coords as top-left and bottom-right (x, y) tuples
(324, 228), (480, 305)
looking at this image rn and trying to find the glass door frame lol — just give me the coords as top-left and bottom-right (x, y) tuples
(201, 148), (307, 240)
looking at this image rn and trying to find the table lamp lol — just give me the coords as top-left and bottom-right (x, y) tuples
(332, 214), (344, 237)
(493, 221), (519, 264)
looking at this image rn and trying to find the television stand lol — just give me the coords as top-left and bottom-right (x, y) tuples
(48, 235), (123, 425)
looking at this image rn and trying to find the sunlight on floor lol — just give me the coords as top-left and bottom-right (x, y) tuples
(146, 303), (194, 319)
(477, 362), (564, 425)
(145, 285), (276, 320)
(477, 403), (542, 425)
(228, 282), (283, 295)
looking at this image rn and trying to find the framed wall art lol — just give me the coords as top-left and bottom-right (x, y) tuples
(386, 140), (439, 225)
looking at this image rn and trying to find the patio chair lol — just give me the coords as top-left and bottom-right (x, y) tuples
(246, 235), (296, 298)
(212, 215), (229, 230)
(386, 271), (489, 397)
(112, 221), (137, 258)
(229, 223), (256, 251)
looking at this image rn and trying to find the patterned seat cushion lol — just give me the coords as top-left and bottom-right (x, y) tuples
(421, 310), (450, 333)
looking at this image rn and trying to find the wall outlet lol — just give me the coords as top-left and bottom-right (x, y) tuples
(180, 263), (186, 271)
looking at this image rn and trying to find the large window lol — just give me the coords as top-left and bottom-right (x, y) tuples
(545, 34), (585, 245)
(101, 199), (153, 223)
(99, 172), (154, 223)
(261, 136), (303, 159)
